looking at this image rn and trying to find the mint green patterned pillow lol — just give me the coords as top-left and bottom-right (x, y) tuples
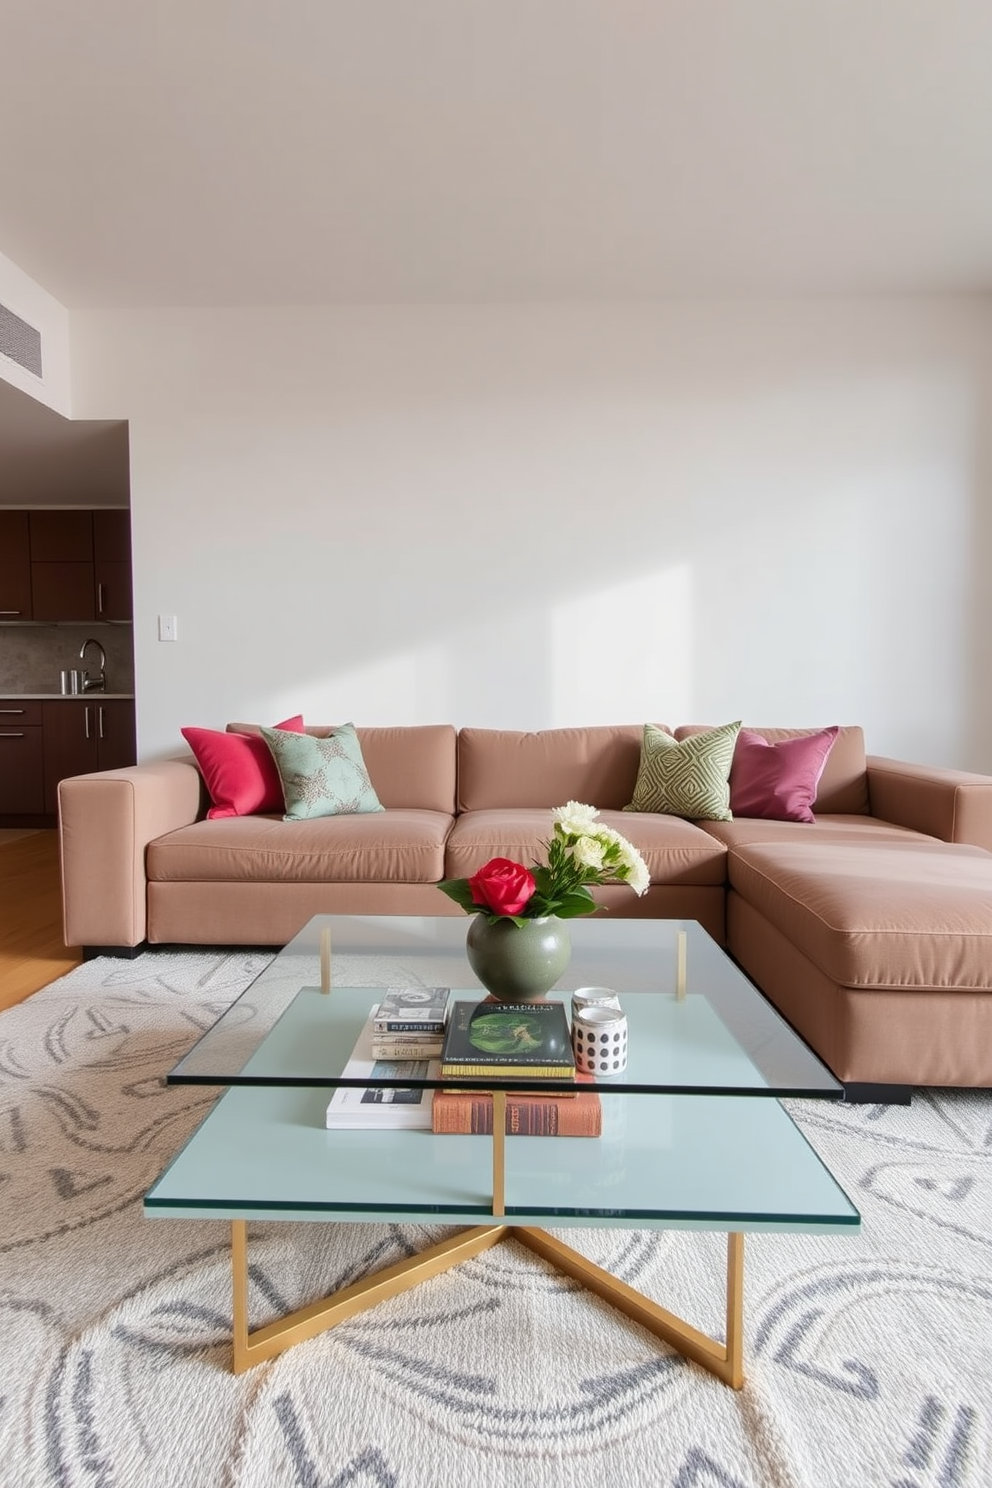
(260, 723), (384, 821)
(624, 721), (741, 821)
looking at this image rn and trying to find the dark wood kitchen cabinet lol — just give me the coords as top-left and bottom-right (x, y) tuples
(28, 509), (132, 622)
(93, 509), (133, 620)
(30, 509), (95, 621)
(0, 511), (33, 620)
(41, 699), (136, 814)
(29, 509), (95, 561)
(0, 700), (44, 814)
(90, 698), (136, 772)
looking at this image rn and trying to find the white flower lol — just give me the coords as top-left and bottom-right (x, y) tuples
(546, 806), (649, 897)
(569, 834), (606, 872)
(552, 801), (600, 836)
(620, 845), (650, 895)
(595, 825), (650, 894)
(594, 825), (630, 857)
(611, 837), (649, 894)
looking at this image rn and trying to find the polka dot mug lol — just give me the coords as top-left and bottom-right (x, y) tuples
(571, 1005), (628, 1077)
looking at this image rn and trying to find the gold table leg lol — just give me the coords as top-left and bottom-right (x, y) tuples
(231, 1220), (508, 1374)
(510, 1227), (745, 1390)
(229, 1220), (745, 1387)
(491, 1089), (506, 1217)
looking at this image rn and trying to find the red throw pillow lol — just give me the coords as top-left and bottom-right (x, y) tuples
(729, 727), (839, 823)
(181, 716), (305, 818)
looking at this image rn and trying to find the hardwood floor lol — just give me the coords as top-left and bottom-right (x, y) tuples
(0, 830), (82, 1008)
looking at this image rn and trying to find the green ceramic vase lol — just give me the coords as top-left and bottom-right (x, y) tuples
(465, 915), (571, 1003)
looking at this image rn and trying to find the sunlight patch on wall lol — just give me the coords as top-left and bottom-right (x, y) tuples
(550, 564), (694, 726)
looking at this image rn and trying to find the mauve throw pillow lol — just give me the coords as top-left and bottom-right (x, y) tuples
(729, 726), (839, 823)
(181, 715), (305, 819)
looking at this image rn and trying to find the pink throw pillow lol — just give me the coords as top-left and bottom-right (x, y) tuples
(181, 716), (305, 818)
(729, 727), (839, 823)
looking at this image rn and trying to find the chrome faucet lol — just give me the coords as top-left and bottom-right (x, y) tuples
(79, 638), (107, 692)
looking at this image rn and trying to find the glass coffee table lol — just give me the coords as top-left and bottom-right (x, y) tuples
(146, 915), (859, 1388)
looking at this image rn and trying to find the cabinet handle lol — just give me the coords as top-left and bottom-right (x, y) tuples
(0, 731), (25, 738)
(97, 582), (105, 614)
(0, 609), (23, 616)
(0, 708), (26, 714)
(98, 706), (105, 740)
(84, 706), (91, 740)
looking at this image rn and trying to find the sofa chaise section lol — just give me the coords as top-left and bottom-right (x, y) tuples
(721, 754), (992, 1094)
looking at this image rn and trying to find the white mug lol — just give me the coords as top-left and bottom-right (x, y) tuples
(571, 986), (622, 1020)
(572, 1005), (628, 1077)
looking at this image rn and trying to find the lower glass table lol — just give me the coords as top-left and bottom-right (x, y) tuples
(145, 915), (859, 1386)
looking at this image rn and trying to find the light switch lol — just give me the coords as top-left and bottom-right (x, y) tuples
(158, 614), (178, 642)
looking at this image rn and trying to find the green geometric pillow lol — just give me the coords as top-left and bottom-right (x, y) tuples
(624, 720), (742, 821)
(260, 723), (384, 821)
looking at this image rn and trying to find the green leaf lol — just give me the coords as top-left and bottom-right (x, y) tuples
(437, 879), (483, 913)
(554, 891), (600, 920)
(564, 886), (596, 908)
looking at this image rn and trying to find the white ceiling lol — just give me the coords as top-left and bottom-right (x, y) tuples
(1, 0), (991, 308)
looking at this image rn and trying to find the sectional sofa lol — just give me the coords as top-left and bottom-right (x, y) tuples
(58, 721), (992, 1097)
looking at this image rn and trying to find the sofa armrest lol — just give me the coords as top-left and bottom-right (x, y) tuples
(866, 755), (992, 851)
(58, 757), (204, 948)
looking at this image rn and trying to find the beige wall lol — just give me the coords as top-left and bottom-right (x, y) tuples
(68, 300), (992, 770)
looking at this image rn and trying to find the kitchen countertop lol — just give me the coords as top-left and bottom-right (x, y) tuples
(0, 692), (135, 700)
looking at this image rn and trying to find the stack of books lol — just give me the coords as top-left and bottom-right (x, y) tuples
(325, 995), (602, 1138)
(433, 999), (601, 1138)
(325, 1023), (437, 1130)
(325, 988), (451, 1130)
(371, 987), (450, 1060)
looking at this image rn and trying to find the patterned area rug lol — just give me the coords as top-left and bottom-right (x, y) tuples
(2, 951), (991, 1488)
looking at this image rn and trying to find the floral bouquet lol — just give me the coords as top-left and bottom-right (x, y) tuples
(438, 801), (650, 926)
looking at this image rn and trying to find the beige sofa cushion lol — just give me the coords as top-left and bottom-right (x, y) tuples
(228, 722), (456, 813)
(676, 725), (869, 815)
(728, 838), (992, 990)
(456, 726), (655, 812)
(147, 809), (453, 884)
(445, 808), (728, 887)
(702, 814), (937, 849)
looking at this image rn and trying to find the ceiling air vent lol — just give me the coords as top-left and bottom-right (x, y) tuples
(0, 301), (43, 378)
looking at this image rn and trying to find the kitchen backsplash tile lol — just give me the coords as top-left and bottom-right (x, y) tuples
(0, 625), (135, 694)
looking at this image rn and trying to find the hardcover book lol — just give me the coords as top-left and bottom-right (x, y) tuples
(371, 1038), (445, 1060)
(368, 1003), (444, 1060)
(371, 986), (451, 1034)
(432, 1089), (601, 1137)
(325, 1014), (437, 1129)
(439, 1000), (575, 1080)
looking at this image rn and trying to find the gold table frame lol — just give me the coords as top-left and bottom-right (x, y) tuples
(229, 1090), (745, 1389)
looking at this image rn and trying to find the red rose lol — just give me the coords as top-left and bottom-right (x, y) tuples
(468, 858), (537, 917)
